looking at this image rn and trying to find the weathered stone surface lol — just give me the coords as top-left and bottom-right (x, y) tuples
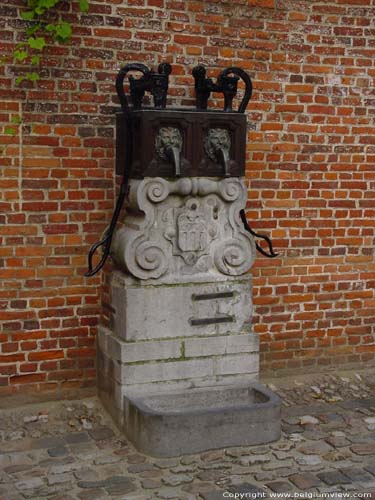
(3, 464), (33, 474)
(341, 468), (374, 482)
(297, 441), (332, 455)
(199, 492), (226, 500)
(351, 443), (375, 455)
(112, 177), (255, 283)
(266, 481), (294, 492)
(289, 472), (322, 489)
(65, 433), (90, 445)
(317, 471), (351, 485)
(88, 427), (115, 441)
(228, 483), (267, 495)
(326, 436), (350, 448)
(127, 463), (155, 473)
(48, 446), (69, 457)
(77, 489), (106, 500)
(162, 474), (193, 486)
(295, 455), (322, 466)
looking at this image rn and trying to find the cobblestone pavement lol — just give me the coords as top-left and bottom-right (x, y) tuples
(1, 369), (375, 500)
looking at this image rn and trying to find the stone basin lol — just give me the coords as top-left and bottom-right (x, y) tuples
(123, 382), (281, 457)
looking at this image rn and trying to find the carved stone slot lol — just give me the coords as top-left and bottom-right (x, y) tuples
(189, 315), (234, 326)
(192, 291), (234, 301)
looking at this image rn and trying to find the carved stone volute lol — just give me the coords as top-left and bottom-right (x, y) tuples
(111, 177), (255, 283)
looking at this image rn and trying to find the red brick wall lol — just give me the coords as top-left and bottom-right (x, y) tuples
(1, 0), (375, 397)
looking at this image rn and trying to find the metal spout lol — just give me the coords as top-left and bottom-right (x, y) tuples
(166, 145), (181, 176)
(216, 146), (230, 177)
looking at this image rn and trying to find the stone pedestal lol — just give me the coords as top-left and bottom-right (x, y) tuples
(98, 176), (280, 455)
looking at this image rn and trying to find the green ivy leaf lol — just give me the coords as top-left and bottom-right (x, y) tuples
(27, 72), (40, 81)
(31, 55), (40, 65)
(55, 21), (72, 42)
(78, 0), (89, 12)
(21, 10), (35, 21)
(11, 115), (22, 125)
(15, 76), (26, 85)
(4, 127), (17, 136)
(40, 0), (59, 8)
(45, 23), (56, 33)
(14, 49), (28, 62)
(26, 24), (41, 36)
(27, 37), (46, 50)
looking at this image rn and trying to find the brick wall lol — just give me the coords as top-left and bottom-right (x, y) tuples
(1, 0), (375, 398)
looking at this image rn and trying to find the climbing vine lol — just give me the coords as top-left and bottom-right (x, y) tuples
(13, 0), (89, 84)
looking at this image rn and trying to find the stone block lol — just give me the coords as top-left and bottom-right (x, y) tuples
(184, 333), (258, 358)
(214, 353), (259, 376)
(111, 275), (252, 341)
(120, 359), (214, 385)
(105, 333), (183, 363)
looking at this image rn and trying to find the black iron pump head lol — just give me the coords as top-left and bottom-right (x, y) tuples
(116, 62), (172, 111)
(192, 65), (252, 113)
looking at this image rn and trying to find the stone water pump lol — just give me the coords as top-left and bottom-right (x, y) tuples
(86, 62), (280, 457)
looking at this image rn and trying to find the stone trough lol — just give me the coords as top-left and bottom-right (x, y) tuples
(123, 383), (281, 457)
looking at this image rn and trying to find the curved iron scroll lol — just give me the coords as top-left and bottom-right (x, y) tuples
(192, 65), (252, 113)
(85, 112), (133, 276)
(239, 209), (278, 258)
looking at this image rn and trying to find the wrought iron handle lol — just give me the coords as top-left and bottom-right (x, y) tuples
(115, 63), (150, 112)
(218, 67), (253, 113)
(239, 209), (278, 258)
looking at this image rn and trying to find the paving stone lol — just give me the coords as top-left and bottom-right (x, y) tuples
(341, 468), (374, 482)
(266, 481), (294, 493)
(93, 454), (122, 465)
(200, 450), (224, 462)
(326, 436), (351, 448)
(49, 495), (75, 500)
(351, 443), (375, 455)
(47, 473), (74, 485)
(156, 487), (181, 499)
(73, 467), (98, 481)
(128, 463), (155, 473)
(154, 459), (179, 469)
(364, 464), (375, 476)
(142, 478), (161, 489)
(317, 470), (351, 485)
(254, 471), (275, 482)
(182, 482), (215, 494)
(303, 430), (329, 441)
(88, 427), (115, 441)
(228, 483), (267, 495)
(48, 447), (69, 457)
(127, 454), (146, 464)
(263, 459), (294, 470)
(105, 475), (137, 495)
(77, 489), (107, 500)
(31, 437), (66, 449)
(289, 472), (322, 489)
(65, 432), (90, 444)
(297, 441), (332, 455)
(139, 469), (163, 479)
(171, 464), (196, 473)
(239, 455), (270, 466)
(15, 477), (45, 490)
(162, 474), (193, 486)
(300, 415), (320, 425)
(295, 455), (322, 466)
(3, 464), (33, 474)
(199, 492), (225, 500)
(50, 463), (80, 474)
(197, 470), (226, 481)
